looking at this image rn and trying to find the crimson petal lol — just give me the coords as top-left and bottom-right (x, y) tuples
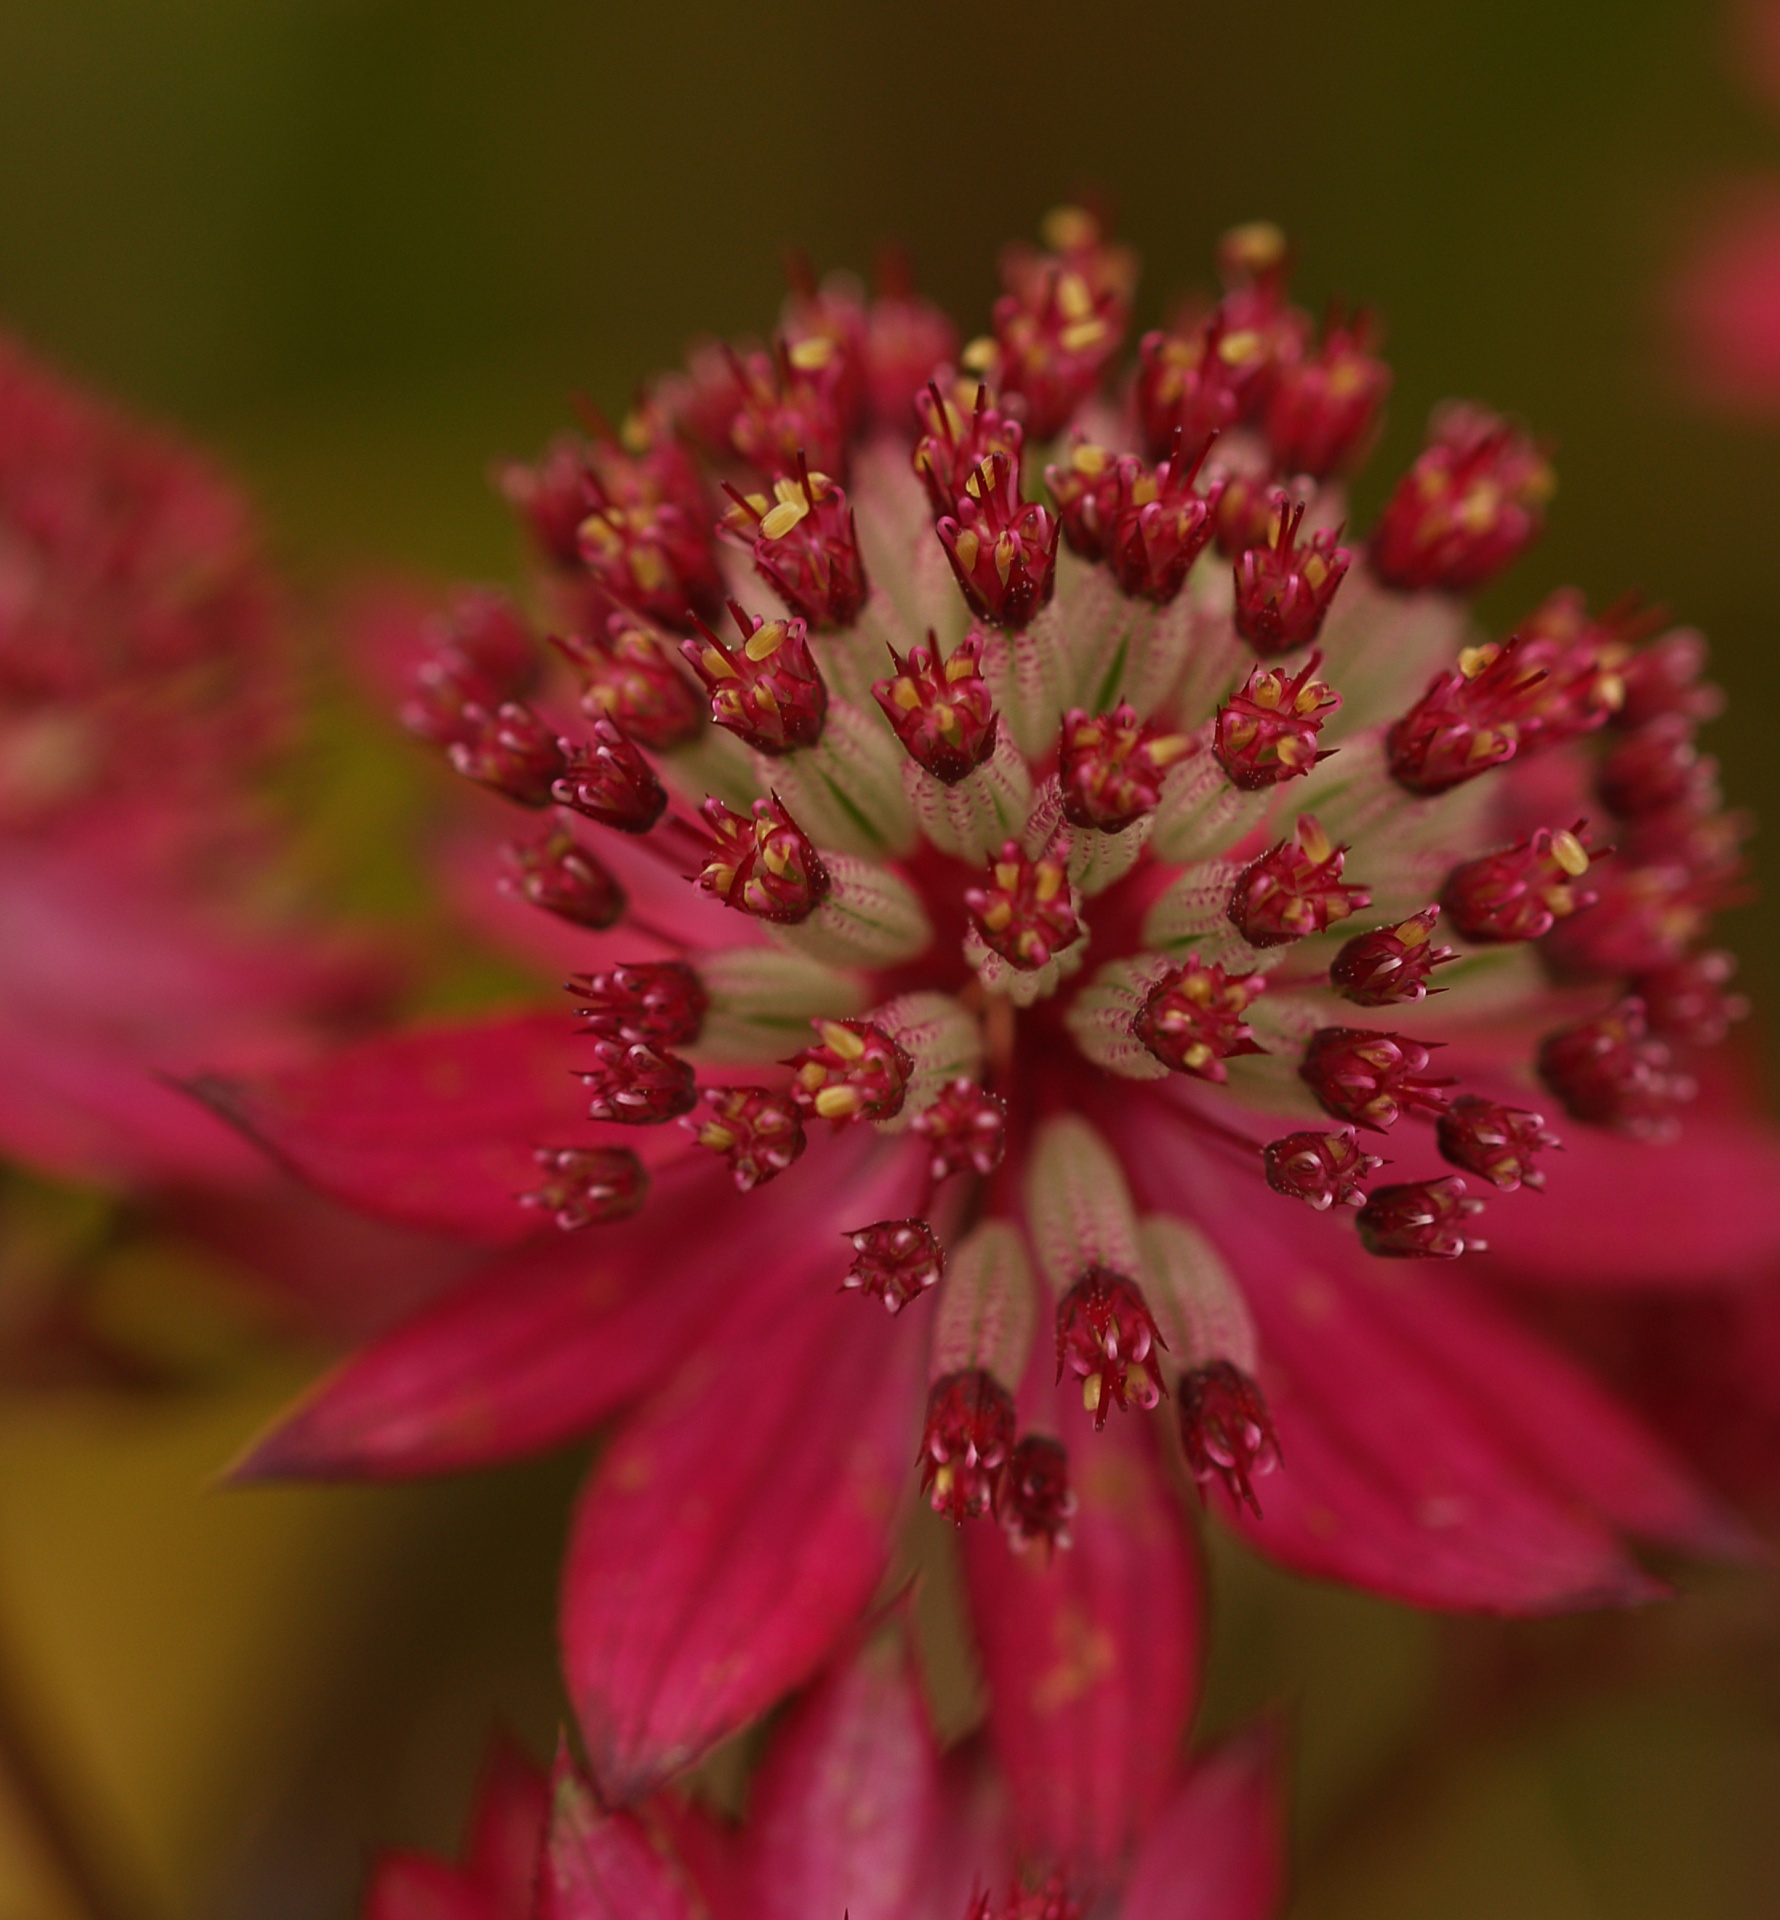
(561, 1272), (923, 1802)
(536, 1744), (702, 1920)
(748, 1633), (941, 1920)
(1118, 1724), (1285, 1920)
(962, 1403), (1203, 1885)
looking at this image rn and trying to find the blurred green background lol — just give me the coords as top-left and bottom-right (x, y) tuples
(3, 2), (1780, 1915)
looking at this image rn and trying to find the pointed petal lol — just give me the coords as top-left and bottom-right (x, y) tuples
(188, 1010), (672, 1243)
(362, 1856), (491, 1920)
(1376, 1274), (1756, 1561)
(961, 1404), (1203, 1885)
(749, 1633), (941, 1920)
(1119, 1724), (1285, 1920)
(536, 1745), (702, 1920)
(234, 1130), (879, 1481)
(1472, 1108), (1780, 1290)
(1101, 1093), (1667, 1613)
(466, 1737), (550, 1918)
(562, 1257), (924, 1802)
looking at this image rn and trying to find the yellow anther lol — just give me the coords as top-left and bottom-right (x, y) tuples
(994, 532), (1016, 585)
(1458, 644), (1497, 681)
(993, 861), (1021, 889)
(1059, 318), (1108, 354)
(1298, 816), (1334, 864)
(934, 707), (959, 735)
(1056, 271), (1095, 323)
(1042, 205), (1099, 251)
(961, 335), (997, 373)
(1223, 220), (1287, 274)
(787, 336), (835, 371)
(759, 499), (808, 540)
(1033, 861), (1063, 903)
(1217, 328), (1264, 367)
(1130, 474), (1159, 507)
(1147, 733), (1192, 769)
(1183, 1042), (1214, 1071)
(815, 1085), (863, 1120)
(743, 622), (785, 662)
(1082, 1372), (1104, 1414)
(1550, 829), (1591, 877)
(892, 679), (921, 711)
(630, 546), (669, 593)
(819, 1020), (866, 1059)
(1396, 916), (1429, 945)
(698, 1122), (736, 1150)
(1071, 443), (1111, 474)
(944, 652), (976, 683)
(701, 646), (738, 680)
(951, 528), (980, 572)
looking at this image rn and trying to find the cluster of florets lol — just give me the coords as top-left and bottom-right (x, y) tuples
(390, 207), (1753, 1555)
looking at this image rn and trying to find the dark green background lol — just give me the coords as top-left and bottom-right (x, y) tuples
(3, 5), (1779, 1917)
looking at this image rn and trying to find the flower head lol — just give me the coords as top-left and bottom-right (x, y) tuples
(220, 218), (1780, 1829)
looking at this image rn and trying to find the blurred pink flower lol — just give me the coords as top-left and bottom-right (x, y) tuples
(206, 213), (1776, 1817)
(361, 1637), (1282, 1920)
(0, 331), (396, 1192)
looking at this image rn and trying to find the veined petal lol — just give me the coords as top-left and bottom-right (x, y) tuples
(1119, 1724), (1285, 1920)
(748, 1633), (941, 1920)
(234, 1132), (880, 1480)
(561, 1269), (923, 1802)
(188, 1010), (660, 1242)
(962, 1400), (1202, 1884)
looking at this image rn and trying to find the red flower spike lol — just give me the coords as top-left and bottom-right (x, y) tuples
(1261, 1128), (1381, 1209)
(684, 1085), (806, 1191)
(1330, 906), (1458, 1006)
(1442, 823), (1601, 944)
(500, 436), (605, 569)
(1368, 405), (1555, 593)
(1386, 617), (1618, 798)
(1597, 715), (1719, 821)
(1263, 311), (1392, 479)
(1054, 1266), (1167, 1429)
(551, 717), (668, 833)
(920, 1370), (1017, 1523)
(994, 1434), (1076, 1553)
(781, 270), (869, 437)
(1227, 813), (1370, 947)
(723, 461), (868, 631)
(1436, 1095), (1559, 1192)
(578, 1037), (698, 1126)
(694, 794), (830, 924)
(965, 839), (1081, 970)
(1135, 322), (1250, 459)
(912, 379), (1024, 521)
(1537, 997), (1696, 1140)
(576, 496), (725, 634)
(862, 287), (959, 434)
(988, 249), (1128, 440)
(789, 1018), (914, 1124)
(1045, 441), (1125, 561)
(682, 601), (828, 756)
(1210, 469), (1281, 560)
(1541, 862), (1719, 982)
(936, 451), (1060, 630)
(843, 1218), (945, 1312)
(422, 589), (539, 702)
(1105, 433), (1224, 605)
(871, 630), (999, 784)
(911, 1079), (1007, 1182)
(1133, 957), (1268, 1082)
(568, 960), (708, 1047)
(725, 341), (850, 480)
(1232, 494), (1351, 655)
(1178, 1360), (1281, 1518)
(445, 701), (568, 808)
(1612, 627), (1723, 730)
(1356, 1176), (1487, 1259)
(555, 617), (704, 752)
(1214, 652), (1342, 790)
(1058, 702), (1193, 832)
(522, 1145), (649, 1230)
(1300, 1026), (1453, 1131)
(1633, 949), (1749, 1047)
(498, 829), (625, 930)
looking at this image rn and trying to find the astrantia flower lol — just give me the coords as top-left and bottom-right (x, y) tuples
(211, 215), (1778, 1814)
(361, 1635), (1283, 1919)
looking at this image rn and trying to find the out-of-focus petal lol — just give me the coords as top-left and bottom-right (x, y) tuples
(464, 1736), (550, 1918)
(748, 1632), (940, 1920)
(962, 1400), (1202, 1886)
(362, 1856), (493, 1920)
(1119, 1724), (1285, 1920)
(1669, 182), (1780, 415)
(561, 1266), (923, 1803)
(535, 1744), (702, 1920)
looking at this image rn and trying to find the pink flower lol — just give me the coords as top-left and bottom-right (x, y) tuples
(0, 331), (399, 1193)
(210, 214), (1778, 1812)
(361, 1636), (1283, 1920)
